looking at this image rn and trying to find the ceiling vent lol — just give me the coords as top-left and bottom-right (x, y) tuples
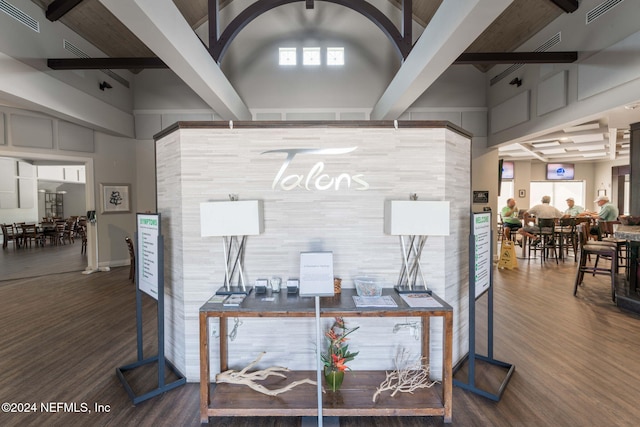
(490, 32), (561, 86)
(0, 0), (39, 32)
(63, 39), (130, 89)
(587, 0), (624, 24)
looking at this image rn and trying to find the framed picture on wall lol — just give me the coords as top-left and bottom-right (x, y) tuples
(518, 189), (526, 198)
(597, 189), (607, 197)
(101, 183), (131, 213)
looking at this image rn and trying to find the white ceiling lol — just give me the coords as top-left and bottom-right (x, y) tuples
(498, 93), (640, 163)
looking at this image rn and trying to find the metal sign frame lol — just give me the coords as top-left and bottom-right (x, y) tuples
(116, 213), (186, 404)
(453, 211), (515, 401)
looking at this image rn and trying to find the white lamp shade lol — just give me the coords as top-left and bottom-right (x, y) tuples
(384, 200), (450, 236)
(200, 200), (264, 236)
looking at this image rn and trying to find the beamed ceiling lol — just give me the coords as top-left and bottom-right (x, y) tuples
(26, 0), (637, 163)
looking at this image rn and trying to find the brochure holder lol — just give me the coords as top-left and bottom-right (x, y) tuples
(116, 213), (186, 404)
(453, 211), (515, 401)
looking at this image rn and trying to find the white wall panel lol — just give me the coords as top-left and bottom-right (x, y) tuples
(156, 123), (471, 383)
(59, 121), (94, 153)
(11, 114), (53, 149)
(0, 113), (5, 145)
(490, 91), (530, 134)
(578, 31), (640, 101)
(537, 70), (567, 116)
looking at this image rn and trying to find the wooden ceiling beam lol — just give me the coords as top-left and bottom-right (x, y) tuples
(549, 0), (579, 13)
(46, 51), (577, 70)
(454, 51), (577, 64)
(46, 0), (84, 22)
(47, 57), (167, 70)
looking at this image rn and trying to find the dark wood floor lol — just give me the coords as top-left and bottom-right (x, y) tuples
(1, 248), (640, 426)
(0, 238), (87, 282)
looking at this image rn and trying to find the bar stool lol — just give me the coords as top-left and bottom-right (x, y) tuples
(574, 224), (618, 302)
(598, 221), (626, 271)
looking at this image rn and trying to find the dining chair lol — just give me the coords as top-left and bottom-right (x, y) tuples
(1, 224), (18, 250)
(77, 224), (87, 254)
(22, 224), (44, 248)
(125, 236), (135, 283)
(528, 218), (558, 263)
(557, 217), (578, 262)
(51, 223), (66, 246)
(574, 223), (618, 302)
(598, 221), (626, 272)
(63, 218), (75, 244)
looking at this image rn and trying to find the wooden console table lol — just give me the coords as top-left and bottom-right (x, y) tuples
(199, 288), (453, 424)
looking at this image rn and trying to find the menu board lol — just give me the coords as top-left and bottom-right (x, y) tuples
(137, 213), (160, 300)
(473, 212), (492, 299)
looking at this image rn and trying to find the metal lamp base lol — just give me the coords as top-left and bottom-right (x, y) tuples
(215, 286), (253, 296)
(394, 284), (432, 294)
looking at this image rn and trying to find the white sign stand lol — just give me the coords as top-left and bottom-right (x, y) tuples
(299, 252), (337, 427)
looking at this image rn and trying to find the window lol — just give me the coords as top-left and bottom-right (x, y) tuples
(497, 180), (514, 219)
(279, 48), (296, 66)
(529, 181), (585, 211)
(303, 47), (321, 66)
(327, 47), (344, 66)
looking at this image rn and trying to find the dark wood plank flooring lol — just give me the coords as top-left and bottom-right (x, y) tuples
(0, 239), (87, 282)
(1, 249), (639, 426)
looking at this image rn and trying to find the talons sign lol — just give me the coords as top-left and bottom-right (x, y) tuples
(261, 147), (369, 191)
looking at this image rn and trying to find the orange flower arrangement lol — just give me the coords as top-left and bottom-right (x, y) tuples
(321, 317), (359, 373)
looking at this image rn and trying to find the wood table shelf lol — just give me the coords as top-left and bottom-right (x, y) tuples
(199, 289), (453, 424)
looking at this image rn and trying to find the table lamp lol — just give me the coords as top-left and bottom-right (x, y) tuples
(384, 197), (450, 294)
(200, 198), (264, 295)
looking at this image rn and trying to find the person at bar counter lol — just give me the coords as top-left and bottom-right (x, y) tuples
(578, 195), (620, 237)
(563, 197), (584, 218)
(518, 195), (563, 245)
(501, 198), (522, 241)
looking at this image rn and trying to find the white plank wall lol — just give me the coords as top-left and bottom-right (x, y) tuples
(155, 123), (471, 382)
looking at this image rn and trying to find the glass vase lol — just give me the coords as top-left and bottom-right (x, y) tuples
(324, 367), (345, 392)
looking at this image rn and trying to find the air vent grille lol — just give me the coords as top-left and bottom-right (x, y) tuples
(587, 0), (624, 24)
(0, 0), (39, 32)
(63, 39), (130, 89)
(490, 32), (561, 86)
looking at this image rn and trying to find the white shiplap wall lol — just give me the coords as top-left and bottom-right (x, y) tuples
(156, 123), (471, 382)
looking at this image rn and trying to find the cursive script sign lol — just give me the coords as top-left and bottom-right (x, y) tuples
(261, 147), (369, 191)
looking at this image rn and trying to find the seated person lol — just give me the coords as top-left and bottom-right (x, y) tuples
(563, 197), (584, 218)
(518, 195), (563, 245)
(501, 198), (521, 240)
(578, 196), (619, 237)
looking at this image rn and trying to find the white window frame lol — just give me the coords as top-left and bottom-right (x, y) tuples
(279, 47), (297, 66)
(303, 47), (321, 66)
(326, 47), (344, 66)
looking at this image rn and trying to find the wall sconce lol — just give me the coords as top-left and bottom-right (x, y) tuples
(99, 81), (113, 91)
(509, 77), (522, 87)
